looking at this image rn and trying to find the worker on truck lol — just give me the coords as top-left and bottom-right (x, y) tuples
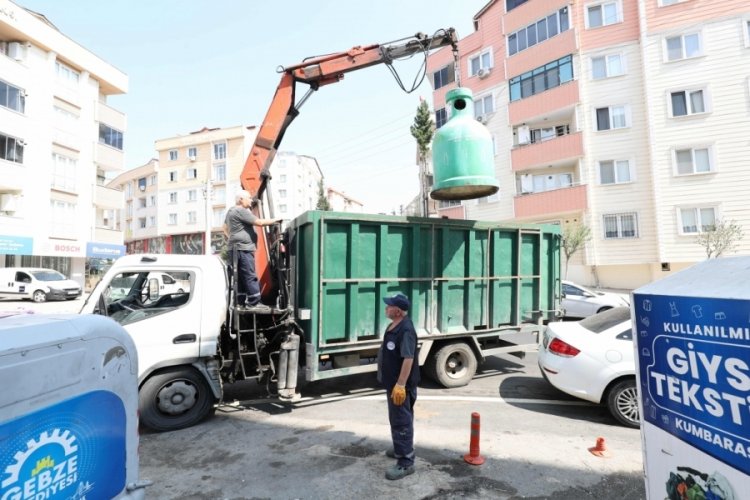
(223, 190), (281, 311)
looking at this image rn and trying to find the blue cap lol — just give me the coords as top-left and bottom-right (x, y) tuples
(383, 293), (410, 311)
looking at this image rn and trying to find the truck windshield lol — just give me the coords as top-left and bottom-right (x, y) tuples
(30, 270), (66, 281)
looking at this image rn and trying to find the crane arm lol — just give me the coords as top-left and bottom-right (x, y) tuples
(238, 28), (458, 300)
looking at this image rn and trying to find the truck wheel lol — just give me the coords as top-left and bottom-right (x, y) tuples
(606, 379), (640, 428)
(428, 342), (477, 388)
(32, 290), (47, 303)
(139, 367), (215, 432)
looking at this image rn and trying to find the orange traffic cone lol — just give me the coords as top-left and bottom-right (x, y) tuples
(463, 412), (485, 465)
(588, 437), (611, 458)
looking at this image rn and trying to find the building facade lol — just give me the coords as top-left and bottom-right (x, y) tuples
(427, 0), (750, 289)
(0, 1), (127, 288)
(270, 151), (324, 221)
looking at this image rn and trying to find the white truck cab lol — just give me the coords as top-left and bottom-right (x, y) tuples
(0, 313), (148, 498)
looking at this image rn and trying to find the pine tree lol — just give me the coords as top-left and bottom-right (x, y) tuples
(316, 179), (331, 211)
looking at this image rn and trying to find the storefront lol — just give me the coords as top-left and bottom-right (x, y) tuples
(85, 242), (126, 291)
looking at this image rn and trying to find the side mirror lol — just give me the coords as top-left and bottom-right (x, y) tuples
(148, 278), (159, 299)
(561, 292), (567, 298)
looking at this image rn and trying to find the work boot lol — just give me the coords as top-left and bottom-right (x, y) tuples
(385, 464), (415, 480)
(385, 448), (401, 459)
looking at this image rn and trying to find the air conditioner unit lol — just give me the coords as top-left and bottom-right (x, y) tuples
(476, 115), (488, 124)
(0, 194), (19, 213)
(477, 67), (491, 79)
(7, 42), (24, 61)
(188, 155), (196, 161)
(517, 125), (531, 145)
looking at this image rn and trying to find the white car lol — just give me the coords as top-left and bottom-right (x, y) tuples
(561, 280), (629, 318)
(538, 307), (638, 427)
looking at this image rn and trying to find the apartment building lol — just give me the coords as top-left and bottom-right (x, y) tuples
(0, 1), (127, 288)
(112, 127), (324, 255)
(427, 0), (750, 289)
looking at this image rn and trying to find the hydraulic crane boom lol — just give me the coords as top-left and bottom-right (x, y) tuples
(239, 29), (459, 301)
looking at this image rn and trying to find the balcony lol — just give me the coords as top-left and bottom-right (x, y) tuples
(94, 227), (124, 245)
(93, 185), (123, 209)
(95, 142), (124, 171)
(504, 0), (570, 33)
(507, 29), (577, 77)
(512, 132), (583, 171)
(514, 184), (587, 219)
(509, 80), (579, 126)
(96, 102), (127, 133)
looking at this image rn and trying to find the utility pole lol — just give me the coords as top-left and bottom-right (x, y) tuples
(203, 178), (213, 255)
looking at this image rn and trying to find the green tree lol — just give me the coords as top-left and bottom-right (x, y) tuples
(316, 179), (331, 211)
(695, 219), (744, 258)
(410, 99), (435, 216)
(562, 222), (592, 279)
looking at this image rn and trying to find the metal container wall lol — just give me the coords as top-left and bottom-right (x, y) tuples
(289, 211), (561, 359)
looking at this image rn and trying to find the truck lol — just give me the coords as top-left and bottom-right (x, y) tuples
(0, 313), (148, 499)
(80, 29), (563, 432)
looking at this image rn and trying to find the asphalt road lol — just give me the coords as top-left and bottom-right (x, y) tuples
(4, 297), (647, 499)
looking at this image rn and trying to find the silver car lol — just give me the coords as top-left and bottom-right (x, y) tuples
(561, 280), (629, 319)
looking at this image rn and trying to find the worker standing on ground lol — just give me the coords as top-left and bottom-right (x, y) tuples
(223, 190), (281, 310)
(378, 293), (420, 480)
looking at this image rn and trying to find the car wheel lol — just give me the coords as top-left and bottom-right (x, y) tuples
(606, 379), (640, 428)
(596, 306), (613, 314)
(32, 290), (47, 303)
(426, 342), (477, 388)
(139, 367), (216, 432)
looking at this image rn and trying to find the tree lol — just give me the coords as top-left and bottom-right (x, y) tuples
(410, 99), (435, 217)
(316, 179), (331, 211)
(562, 222), (592, 279)
(695, 219), (744, 258)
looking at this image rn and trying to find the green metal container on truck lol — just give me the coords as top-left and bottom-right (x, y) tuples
(288, 210), (562, 388)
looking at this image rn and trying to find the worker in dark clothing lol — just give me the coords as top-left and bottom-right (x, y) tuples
(377, 292), (419, 480)
(223, 190), (281, 311)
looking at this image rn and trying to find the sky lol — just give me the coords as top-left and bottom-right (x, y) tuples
(19, 0), (488, 213)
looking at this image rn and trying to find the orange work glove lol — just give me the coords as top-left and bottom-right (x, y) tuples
(390, 384), (406, 406)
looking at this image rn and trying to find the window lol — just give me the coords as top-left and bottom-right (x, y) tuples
(213, 186), (226, 203)
(506, 0), (529, 11)
(665, 33), (701, 61)
(138, 197), (147, 209)
(187, 189), (197, 202)
(508, 7), (569, 56)
(432, 66), (455, 90)
(169, 192), (177, 204)
(586, 1), (622, 28)
(186, 168), (198, 180)
(99, 124), (123, 150)
(469, 48), (493, 77)
(674, 147), (712, 175)
(519, 173), (572, 194)
(213, 143), (226, 160)
(169, 150), (178, 161)
(279, 189), (287, 198)
(187, 211), (197, 224)
(51, 153), (77, 191)
(148, 195), (156, 207)
(169, 171), (177, 182)
(279, 174), (287, 183)
(50, 200), (76, 237)
(509, 55), (573, 102)
(54, 105), (78, 122)
(595, 105), (629, 130)
(168, 213), (177, 225)
(598, 160), (632, 184)
(149, 174), (157, 186)
(474, 94), (494, 117)
(670, 89), (706, 117)
(591, 54), (625, 79)
(0, 79), (25, 113)
(149, 216), (156, 227)
(100, 271), (194, 326)
(659, 0), (683, 5)
(528, 124), (570, 144)
(139, 217), (147, 229)
(213, 163), (226, 181)
(279, 204), (287, 213)
(126, 201), (133, 217)
(603, 213), (638, 238)
(435, 107), (447, 128)
(679, 207), (716, 234)
(55, 61), (79, 84)
(188, 147), (197, 159)
(212, 208), (224, 227)
(0, 133), (24, 164)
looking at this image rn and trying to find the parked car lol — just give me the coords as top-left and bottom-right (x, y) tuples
(561, 280), (629, 318)
(538, 306), (638, 428)
(0, 267), (82, 302)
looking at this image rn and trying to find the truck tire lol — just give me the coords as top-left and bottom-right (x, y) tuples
(32, 290), (47, 303)
(427, 342), (477, 388)
(139, 367), (215, 432)
(606, 378), (639, 428)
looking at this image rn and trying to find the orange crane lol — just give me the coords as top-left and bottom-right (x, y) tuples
(238, 29), (459, 301)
